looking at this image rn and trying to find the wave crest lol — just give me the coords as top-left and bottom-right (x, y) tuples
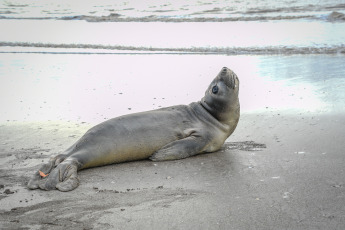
(328, 11), (345, 21)
(1, 42), (344, 55)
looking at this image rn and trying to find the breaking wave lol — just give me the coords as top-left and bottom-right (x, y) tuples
(1, 11), (345, 22)
(1, 0), (345, 23)
(328, 11), (345, 21)
(1, 42), (344, 55)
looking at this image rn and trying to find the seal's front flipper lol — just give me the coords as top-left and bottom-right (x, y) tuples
(27, 154), (67, 190)
(149, 136), (206, 161)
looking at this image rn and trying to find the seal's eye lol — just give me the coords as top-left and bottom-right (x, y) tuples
(212, 85), (219, 94)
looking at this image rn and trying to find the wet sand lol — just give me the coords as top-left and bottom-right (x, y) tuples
(1, 54), (345, 229)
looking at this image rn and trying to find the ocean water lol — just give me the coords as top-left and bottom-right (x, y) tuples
(1, 0), (345, 54)
(0, 0), (345, 122)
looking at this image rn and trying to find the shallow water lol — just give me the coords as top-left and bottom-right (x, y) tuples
(1, 20), (345, 55)
(0, 53), (343, 123)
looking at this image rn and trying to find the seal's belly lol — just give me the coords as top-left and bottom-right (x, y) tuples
(70, 106), (197, 168)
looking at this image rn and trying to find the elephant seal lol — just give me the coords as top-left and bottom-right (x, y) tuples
(27, 67), (240, 192)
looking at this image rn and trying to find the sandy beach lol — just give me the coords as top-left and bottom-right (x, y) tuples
(1, 53), (345, 229)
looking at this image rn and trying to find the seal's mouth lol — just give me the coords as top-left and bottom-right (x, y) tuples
(219, 67), (238, 89)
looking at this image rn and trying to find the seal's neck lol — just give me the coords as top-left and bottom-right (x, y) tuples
(190, 102), (231, 133)
(199, 100), (240, 135)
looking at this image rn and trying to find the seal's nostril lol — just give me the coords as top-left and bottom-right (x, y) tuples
(222, 67), (228, 73)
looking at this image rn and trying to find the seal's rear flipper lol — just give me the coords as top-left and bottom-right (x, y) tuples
(27, 154), (66, 189)
(35, 158), (80, 191)
(27, 155), (80, 192)
(149, 136), (206, 161)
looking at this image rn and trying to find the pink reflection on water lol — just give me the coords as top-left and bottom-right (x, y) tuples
(0, 54), (341, 123)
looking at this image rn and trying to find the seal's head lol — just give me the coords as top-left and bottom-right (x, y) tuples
(201, 67), (240, 127)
